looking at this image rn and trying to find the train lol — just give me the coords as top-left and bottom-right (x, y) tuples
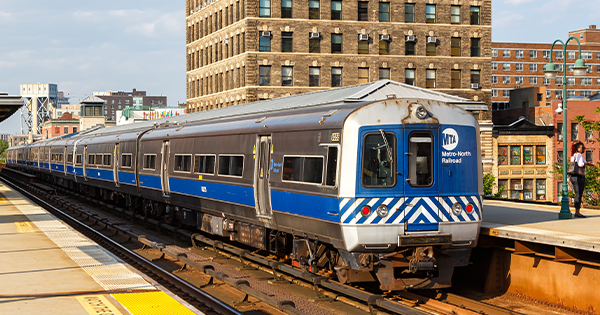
(7, 81), (483, 290)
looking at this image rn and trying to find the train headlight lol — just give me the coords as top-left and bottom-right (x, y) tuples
(415, 105), (428, 119)
(361, 206), (371, 217)
(466, 203), (474, 213)
(376, 204), (388, 217)
(451, 203), (463, 216)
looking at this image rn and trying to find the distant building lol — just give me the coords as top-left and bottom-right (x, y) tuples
(116, 106), (187, 125)
(93, 88), (167, 121)
(9, 134), (28, 147)
(53, 104), (81, 119)
(56, 91), (70, 108)
(20, 83), (58, 136)
(0, 134), (10, 142)
(40, 112), (80, 139)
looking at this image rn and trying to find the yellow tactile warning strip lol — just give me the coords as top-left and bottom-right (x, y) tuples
(112, 291), (198, 315)
(15, 221), (35, 233)
(76, 295), (124, 315)
(0, 197), (7, 203)
(0, 183), (156, 291)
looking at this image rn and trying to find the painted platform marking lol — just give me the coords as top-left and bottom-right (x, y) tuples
(112, 291), (197, 315)
(15, 221), (34, 233)
(76, 295), (123, 315)
(0, 197), (6, 203)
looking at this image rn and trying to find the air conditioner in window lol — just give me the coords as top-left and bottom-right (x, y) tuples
(260, 31), (271, 37)
(514, 184), (523, 190)
(224, 39), (229, 45)
(503, 80), (509, 84)
(427, 36), (437, 44)
(405, 35), (416, 42)
(358, 34), (369, 41)
(380, 34), (390, 41)
(470, 83), (480, 89)
(309, 32), (320, 39)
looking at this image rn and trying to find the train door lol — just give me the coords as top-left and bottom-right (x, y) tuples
(254, 136), (273, 219)
(161, 141), (170, 197)
(114, 143), (120, 187)
(63, 146), (68, 176)
(402, 126), (440, 232)
(83, 146), (88, 180)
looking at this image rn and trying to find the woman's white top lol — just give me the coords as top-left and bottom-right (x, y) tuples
(571, 152), (587, 169)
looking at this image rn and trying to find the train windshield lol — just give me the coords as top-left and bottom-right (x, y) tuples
(362, 132), (396, 187)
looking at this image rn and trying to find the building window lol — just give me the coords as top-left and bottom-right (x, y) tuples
(498, 146), (508, 165)
(405, 40), (415, 55)
(492, 62), (497, 70)
(543, 78), (551, 85)
(470, 6), (480, 24)
(556, 77), (563, 85)
(530, 63), (537, 71)
(309, 35), (320, 53)
(125, 99), (130, 104)
(379, 68), (390, 80)
(358, 1), (368, 21)
(451, 70), (461, 88)
(530, 50), (537, 58)
(471, 70), (480, 85)
(309, 0), (320, 19)
(309, 67), (320, 86)
(516, 63), (523, 71)
(572, 123), (579, 140)
(405, 3), (414, 22)
(492, 76), (497, 84)
(73, 127), (77, 133)
(471, 38), (480, 57)
(523, 146), (534, 165)
(503, 90), (510, 97)
(259, 0), (270, 17)
(405, 69), (415, 85)
(64, 127), (68, 134)
(358, 36), (369, 54)
(586, 129), (594, 141)
(586, 150), (594, 163)
(281, 0), (292, 18)
(515, 50), (523, 58)
(568, 77), (575, 85)
(426, 42), (436, 56)
(582, 51), (593, 59)
(331, 0), (342, 20)
(358, 67), (369, 84)
(379, 37), (390, 55)
(556, 90), (563, 98)
(379, 2), (389, 22)
(510, 146), (520, 165)
(515, 76), (523, 85)
(503, 63), (510, 71)
(259, 66), (271, 86)
(425, 4), (435, 23)
(557, 123), (563, 141)
(450, 5), (460, 24)
(259, 35), (271, 51)
(282, 66), (293, 86)
(530, 77), (537, 84)
(582, 78), (592, 85)
(426, 69), (436, 88)
(492, 49), (497, 57)
(332, 67), (342, 87)
(582, 91), (593, 98)
(503, 49), (510, 57)
(281, 32), (293, 52)
(568, 51), (576, 59)
(555, 50), (563, 59)
(492, 89), (498, 97)
(451, 37), (461, 56)
(331, 34), (342, 53)
(111, 100), (115, 104)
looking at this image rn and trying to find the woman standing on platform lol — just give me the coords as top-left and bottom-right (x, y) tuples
(570, 141), (593, 218)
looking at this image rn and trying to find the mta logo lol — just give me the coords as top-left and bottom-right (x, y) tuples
(442, 128), (459, 150)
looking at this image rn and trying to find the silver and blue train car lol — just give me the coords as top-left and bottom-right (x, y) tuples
(7, 81), (483, 290)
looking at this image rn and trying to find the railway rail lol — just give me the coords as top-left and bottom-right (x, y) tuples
(0, 171), (523, 315)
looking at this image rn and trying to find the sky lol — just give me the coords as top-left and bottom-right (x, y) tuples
(0, 0), (598, 134)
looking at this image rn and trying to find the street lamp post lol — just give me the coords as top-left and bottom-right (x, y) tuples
(544, 37), (588, 220)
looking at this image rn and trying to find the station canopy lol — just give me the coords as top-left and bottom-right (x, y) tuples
(0, 93), (23, 123)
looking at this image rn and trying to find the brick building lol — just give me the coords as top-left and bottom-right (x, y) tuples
(93, 89), (167, 121)
(492, 25), (600, 109)
(185, 0), (492, 114)
(40, 113), (80, 139)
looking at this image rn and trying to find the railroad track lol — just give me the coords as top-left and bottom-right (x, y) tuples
(0, 172), (523, 315)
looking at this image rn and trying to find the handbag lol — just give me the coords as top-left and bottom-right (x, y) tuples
(567, 161), (585, 176)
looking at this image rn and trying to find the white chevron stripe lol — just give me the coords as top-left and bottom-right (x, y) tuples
(423, 197), (441, 222)
(341, 198), (364, 222)
(349, 198), (380, 224)
(469, 196), (481, 221)
(407, 198), (423, 223)
(448, 197), (462, 221)
(436, 197), (449, 222)
(378, 198), (403, 224)
(339, 198), (350, 210)
(459, 196), (473, 221)
(392, 202), (407, 224)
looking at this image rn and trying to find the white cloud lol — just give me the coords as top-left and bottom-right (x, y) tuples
(493, 11), (526, 28)
(504, 0), (536, 5)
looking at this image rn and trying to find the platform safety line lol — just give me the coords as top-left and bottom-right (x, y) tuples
(76, 295), (123, 315)
(0, 182), (157, 292)
(112, 291), (198, 315)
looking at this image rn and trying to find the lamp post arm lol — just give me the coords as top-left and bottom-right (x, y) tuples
(549, 39), (566, 64)
(566, 36), (583, 57)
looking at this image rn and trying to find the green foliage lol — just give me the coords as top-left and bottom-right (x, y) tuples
(483, 172), (505, 198)
(0, 139), (7, 161)
(551, 162), (600, 206)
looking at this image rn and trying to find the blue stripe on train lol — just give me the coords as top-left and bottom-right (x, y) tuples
(86, 168), (114, 181)
(139, 174), (162, 189)
(119, 172), (137, 185)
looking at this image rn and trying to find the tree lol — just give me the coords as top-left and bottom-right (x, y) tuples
(0, 139), (7, 161)
(568, 112), (600, 205)
(483, 172), (505, 198)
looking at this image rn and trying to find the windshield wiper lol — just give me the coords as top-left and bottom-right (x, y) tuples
(379, 129), (394, 164)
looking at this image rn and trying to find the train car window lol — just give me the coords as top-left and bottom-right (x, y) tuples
(325, 147), (338, 186)
(58, 154), (64, 162)
(174, 154), (192, 172)
(88, 154), (95, 165)
(143, 154), (156, 170)
(67, 154), (73, 163)
(194, 155), (216, 174)
(218, 155), (244, 177)
(362, 133), (396, 187)
(96, 154), (103, 166)
(408, 132), (433, 187)
(76, 155), (82, 165)
(103, 154), (112, 167)
(121, 154), (132, 168)
(282, 156), (324, 184)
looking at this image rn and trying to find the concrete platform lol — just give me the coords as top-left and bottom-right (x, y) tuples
(482, 199), (600, 252)
(0, 182), (201, 315)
